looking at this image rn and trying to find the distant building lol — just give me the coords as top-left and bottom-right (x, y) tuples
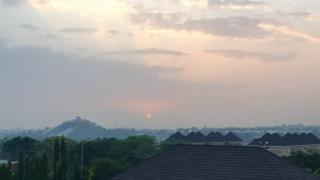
(112, 145), (320, 180)
(166, 131), (243, 145)
(0, 160), (19, 171)
(249, 133), (320, 156)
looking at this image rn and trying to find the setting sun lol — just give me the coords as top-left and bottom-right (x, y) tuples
(145, 113), (152, 119)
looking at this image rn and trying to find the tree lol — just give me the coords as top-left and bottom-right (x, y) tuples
(0, 164), (14, 180)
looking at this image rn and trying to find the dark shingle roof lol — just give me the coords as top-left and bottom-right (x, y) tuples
(206, 132), (225, 142)
(166, 132), (185, 141)
(166, 131), (243, 143)
(112, 145), (319, 180)
(185, 132), (206, 143)
(249, 133), (320, 146)
(224, 132), (242, 142)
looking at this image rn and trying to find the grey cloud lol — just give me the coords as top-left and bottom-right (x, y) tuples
(277, 11), (320, 22)
(43, 33), (59, 39)
(205, 49), (295, 62)
(102, 48), (189, 56)
(61, 27), (97, 34)
(181, 17), (277, 39)
(1, 0), (26, 6)
(1, 0), (46, 6)
(131, 11), (186, 27)
(19, 24), (39, 31)
(207, 0), (264, 7)
(131, 11), (280, 39)
(108, 30), (118, 35)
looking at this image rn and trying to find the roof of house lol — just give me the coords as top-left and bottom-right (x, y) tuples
(206, 132), (225, 142)
(224, 132), (243, 142)
(185, 132), (206, 142)
(166, 132), (185, 141)
(249, 133), (320, 146)
(166, 131), (242, 143)
(112, 145), (319, 180)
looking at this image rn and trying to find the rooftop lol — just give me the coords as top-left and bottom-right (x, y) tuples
(112, 145), (319, 180)
(249, 133), (320, 146)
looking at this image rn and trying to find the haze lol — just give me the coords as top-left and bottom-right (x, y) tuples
(1, 0), (320, 129)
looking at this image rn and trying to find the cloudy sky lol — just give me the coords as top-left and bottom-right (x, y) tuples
(1, 0), (320, 129)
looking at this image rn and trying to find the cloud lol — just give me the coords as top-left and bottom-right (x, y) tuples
(19, 24), (39, 31)
(61, 27), (97, 34)
(181, 17), (278, 39)
(43, 33), (59, 39)
(131, 12), (279, 39)
(259, 23), (320, 44)
(102, 48), (189, 56)
(207, 0), (264, 9)
(205, 49), (295, 62)
(131, 11), (320, 42)
(277, 11), (320, 22)
(1, 0), (46, 6)
(108, 30), (118, 35)
(1, 0), (26, 6)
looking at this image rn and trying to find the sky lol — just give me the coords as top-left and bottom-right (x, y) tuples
(1, 0), (320, 129)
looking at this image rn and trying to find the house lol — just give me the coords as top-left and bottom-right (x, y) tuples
(165, 131), (243, 145)
(112, 145), (320, 180)
(165, 132), (185, 142)
(205, 132), (225, 145)
(224, 132), (243, 145)
(184, 132), (207, 144)
(249, 133), (320, 156)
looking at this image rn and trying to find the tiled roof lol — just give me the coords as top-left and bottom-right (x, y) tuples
(112, 145), (320, 180)
(206, 132), (225, 142)
(166, 131), (242, 143)
(185, 132), (206, 142)
(249, 133), (320, 146)
(224, 132), (242, 142)
(166, 132), (185, 141)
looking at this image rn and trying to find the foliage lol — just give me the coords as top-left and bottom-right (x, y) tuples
(0, 164), (15, 180)
(286, 150), (320, 175)
(0, 135), (159, 180)
(1, 137), (38, 159)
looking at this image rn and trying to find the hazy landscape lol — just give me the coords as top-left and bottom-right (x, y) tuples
(1, 0), (320, 179)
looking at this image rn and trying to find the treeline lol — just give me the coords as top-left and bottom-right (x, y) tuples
(285, 150), (320, 176)
(1, 136), (320, 179)
(0, 136), (162, 180)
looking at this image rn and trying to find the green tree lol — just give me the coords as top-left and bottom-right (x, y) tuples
(0, 164), (14, 180)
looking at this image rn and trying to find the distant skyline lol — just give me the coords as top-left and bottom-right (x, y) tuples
(1, 0), (320, 129)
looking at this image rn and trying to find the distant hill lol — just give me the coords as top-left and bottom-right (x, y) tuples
(44, 117), (108, 140)
(0, 117), (174, 141)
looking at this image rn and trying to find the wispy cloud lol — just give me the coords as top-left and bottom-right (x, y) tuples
(181, 17), (278, 39)
(259, 23), (320, 44)
(131, 12), (279, 39)
(207, 0), (265, 9)
(61, 27), (97, 34)
(19, 24), (39, 31)
(277, 11), (320, 22)
(205, 49), (295, 62)
(1, 0), (46, 6)
(43, 33), (59, 39)
(102, 48), (189, 56)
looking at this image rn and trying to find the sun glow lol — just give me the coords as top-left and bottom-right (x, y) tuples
(145, 113), (153, 119)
